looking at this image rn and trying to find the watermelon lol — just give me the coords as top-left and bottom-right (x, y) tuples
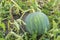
(25, 12), (50, 35)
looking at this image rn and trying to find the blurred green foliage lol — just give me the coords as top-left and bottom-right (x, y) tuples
(0, 0), (60, 40)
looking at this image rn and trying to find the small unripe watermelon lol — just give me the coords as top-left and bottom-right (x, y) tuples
(25, 12), (50, 35)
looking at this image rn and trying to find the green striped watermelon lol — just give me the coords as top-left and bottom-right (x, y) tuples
(25, 12), (50, 35)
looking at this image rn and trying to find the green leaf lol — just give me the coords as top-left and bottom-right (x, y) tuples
(56, 36), (60, 40)
(0, 38), (4, 40)
(14, 20), (20, 30)
(53, 20), (58, 29)
(0, 22), (5, 31)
